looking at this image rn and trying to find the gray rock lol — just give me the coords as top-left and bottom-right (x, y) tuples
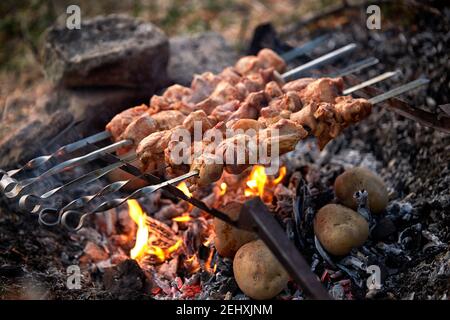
(0, 82), (149, 169)
(43, 14), (169, 89)
(168, 32), (238, 86)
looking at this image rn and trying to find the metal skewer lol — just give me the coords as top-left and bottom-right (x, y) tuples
(0, 44), (361, 199)
(18, 153), (136, 214)
(60, 170), (199, 230)
(368, 78), (430, 104)
(6, 131), (112, 178)
(38, 165), (167, 226)
(2, 139), (132, 199)
(282, 43), (357, 81)
(328, 57), (379, 78)
(51, 78), (429, 231)
(25, 70), (396, 221)
(343, 70), (399, 95)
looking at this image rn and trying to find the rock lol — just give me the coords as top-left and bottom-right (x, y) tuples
(0, 83), (74, 169)
(168, 32), (238, 86)
(43, 14), (169, 89)
(0, 82), (149, 168)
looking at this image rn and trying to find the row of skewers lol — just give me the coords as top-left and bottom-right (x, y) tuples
(0, 43), (429, 230)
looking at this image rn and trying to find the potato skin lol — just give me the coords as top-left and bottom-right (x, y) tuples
(334, 167), (388, 214)
(314, 204), (369, 256)
(214, 202), (257, 258)
(233, 240), (289, 300)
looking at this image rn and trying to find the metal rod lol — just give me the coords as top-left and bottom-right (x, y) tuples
(369, 78), (430, 104)
(281, 34), (330, 61)
(3, 139), (132, 199)
(329, 57), (379, 78)
(60, 170), (199, 230)
(3, 43), (359, 184)
(19, 153), (136, 214)
(282, 43), (357, 81)
(7, 131), (111, 177)
(343, 70), (399, 95)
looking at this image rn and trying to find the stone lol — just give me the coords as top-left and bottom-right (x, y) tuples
(168, 32), (237, 86)
(0, 82), (149, 169)
(43, 14), (169, 89)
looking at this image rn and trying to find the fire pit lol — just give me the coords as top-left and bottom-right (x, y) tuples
(0, 1), (448, 303)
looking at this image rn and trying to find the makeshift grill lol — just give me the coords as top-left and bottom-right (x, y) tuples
(0, 40), (445, 300)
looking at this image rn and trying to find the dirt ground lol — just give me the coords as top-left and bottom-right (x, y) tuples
(0, 1), (449, 299)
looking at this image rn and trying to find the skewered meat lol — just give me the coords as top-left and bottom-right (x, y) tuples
(297, 77), (344, 103)
(151, 110), (186, 130)
(282, 78), (315, 92)
(182, 110), (216, 133)
(190, 154), (224, 187)
(230, 119), (263, 133)
(210, 100), (240, 122)
(106, 48), (286, 140)
(106, 104), (148, 141)
(264, 81), (284, 100)
(120, 110), (185, 145)
(136, 127), (177, 171)
(260, 91), (302, 118)
(189, 119), (307, 185)
(290, 96), (372, 149)
(235, 49), (286, 75)
(121, 114), (159, 144)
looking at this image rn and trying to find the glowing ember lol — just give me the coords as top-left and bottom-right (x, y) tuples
(128, 199), (149, 260)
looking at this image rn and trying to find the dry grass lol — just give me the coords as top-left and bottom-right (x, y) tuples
(0, 0), (338, 100)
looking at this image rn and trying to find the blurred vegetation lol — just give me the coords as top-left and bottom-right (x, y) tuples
(0, 0), (338, 94)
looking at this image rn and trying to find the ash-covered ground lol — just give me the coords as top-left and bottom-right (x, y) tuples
(280, 2), (449, 299)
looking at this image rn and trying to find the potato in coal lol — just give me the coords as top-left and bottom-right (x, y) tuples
(334, 167), (388, 214)
(213, 201), (258, 258)
(233, 239), (289, 300)
(314, 204), (369, 256)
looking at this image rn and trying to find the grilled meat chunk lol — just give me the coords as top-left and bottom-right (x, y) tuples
(106, 104), (148, 141)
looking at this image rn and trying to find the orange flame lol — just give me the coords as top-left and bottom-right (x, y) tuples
(128, 199), (149, 260)
(172, 214), (192, 222)
(219, 182), (227, 196)
(128, 200), (183, 263)
(177, 181), (192, 197)
(244, 165), (286, 201)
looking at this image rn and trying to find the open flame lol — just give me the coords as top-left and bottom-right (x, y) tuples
(128, 199), (149, 260)
(177, 181), (192, 198)
(219, 182), (227, 196)
(126, 165), (286, 270)
(128, 199), (183, 263)
(244, 165), (286, 202)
